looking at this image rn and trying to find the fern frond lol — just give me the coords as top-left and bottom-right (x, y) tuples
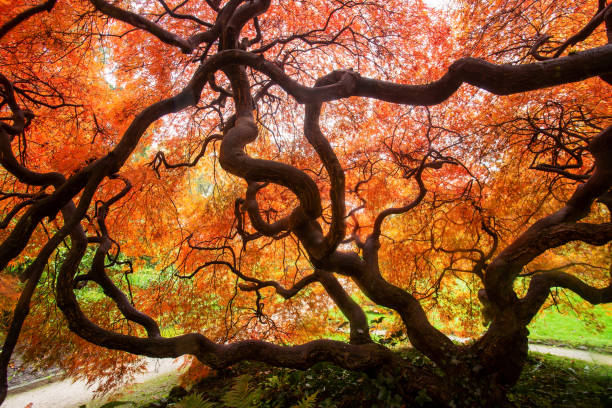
(221, 374), (262, 408)
(175, 393), (217, 408)
(291, 390), (319, 408)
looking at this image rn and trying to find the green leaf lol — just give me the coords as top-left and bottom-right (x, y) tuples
(221, 375), (262, 408)
(175, 393), (216, 408)
(98, 401), (136, 408)
(290, 390), (319, 408)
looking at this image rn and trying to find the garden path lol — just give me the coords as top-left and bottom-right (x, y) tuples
(3, 345), (611, 408)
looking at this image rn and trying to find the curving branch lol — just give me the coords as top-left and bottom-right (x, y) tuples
(0, 248), (48, 404)
(520, 262), (609, 278)
(370, 155), (429, 242)
(304, 72), (352, 255)
(519, 270), (612, 323)
(315, 270), (372, 345)
(484, 124), (612, 308)
(89, 0), (219, 54)
(224, 0), (270, 47)
(530, 3), (612, 60)
(0, 74), (35, 136)
(193, 45), (612, 105)
(0, 0), (57, 41)
(219, 115), (323, 220)
(239, 268), (372, 345)
(324, 246), (459, 369)
(55, 238), (398, 373)
(0, 197), (40, 229)
(0, 45), (217, 276)
(3, 3), (612, 405)
(156, 0), (213, 27)
(0, 174), (102, 405)
(55, 225), (394, 381)
(238, 273), (318, 300)
(74, 176), (162, 338)
(242, 182), (293, 236)
(149, 133), (222, 177)
(550, 3), (612, 58)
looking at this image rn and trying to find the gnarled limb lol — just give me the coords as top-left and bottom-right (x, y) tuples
(529, 3), (612, 59)
(469, 125), (612, 390)
(149, 134), (222, 176)
(0, 170), (103, 405)
(156, 0), (213, 27)
(304, 72), (356, 255)
(194, 45), (612, 105)
(3, 3), (611, 406)
(0, 0), (57, 41)
(243, 182), (293, 236)
(484, 125), (612, 309)
(219, 115), (323, 219)
(74, 176), (161, 338)
(55, 234), (399, 373)
(370, 155), (429, 241)
(238, 273), (319, 300)
(315, 270), (372, 345)
(519, 270), (612, 323)
(0, 50), (215, 275)
(0, 74), (35, 136)
(89, 0), (220, 54)
(0, 251), (46, 405)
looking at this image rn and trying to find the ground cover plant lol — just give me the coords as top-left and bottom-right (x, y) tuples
(96, 351), (612, 408)
(184, 354), (612, 408)
(1, 0), (612, 406)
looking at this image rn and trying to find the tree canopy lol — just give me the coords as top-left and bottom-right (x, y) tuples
(0, 0), (611, 406)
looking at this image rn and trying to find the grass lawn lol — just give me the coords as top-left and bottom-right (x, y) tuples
(528, 303), (612, 351)
(85, 370), (182, 408)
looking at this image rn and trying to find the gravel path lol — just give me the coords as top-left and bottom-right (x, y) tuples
(3, 345), (610, 408)
(4, 358), (183, 408)
(529, 344), (612, 365)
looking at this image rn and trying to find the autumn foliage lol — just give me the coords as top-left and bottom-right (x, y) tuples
(0, 0), (611, 406)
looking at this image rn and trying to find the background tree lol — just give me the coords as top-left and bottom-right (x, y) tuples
(0, 0), (611, 406)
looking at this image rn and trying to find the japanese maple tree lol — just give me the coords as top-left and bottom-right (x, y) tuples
(0, 0), (611, 406)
